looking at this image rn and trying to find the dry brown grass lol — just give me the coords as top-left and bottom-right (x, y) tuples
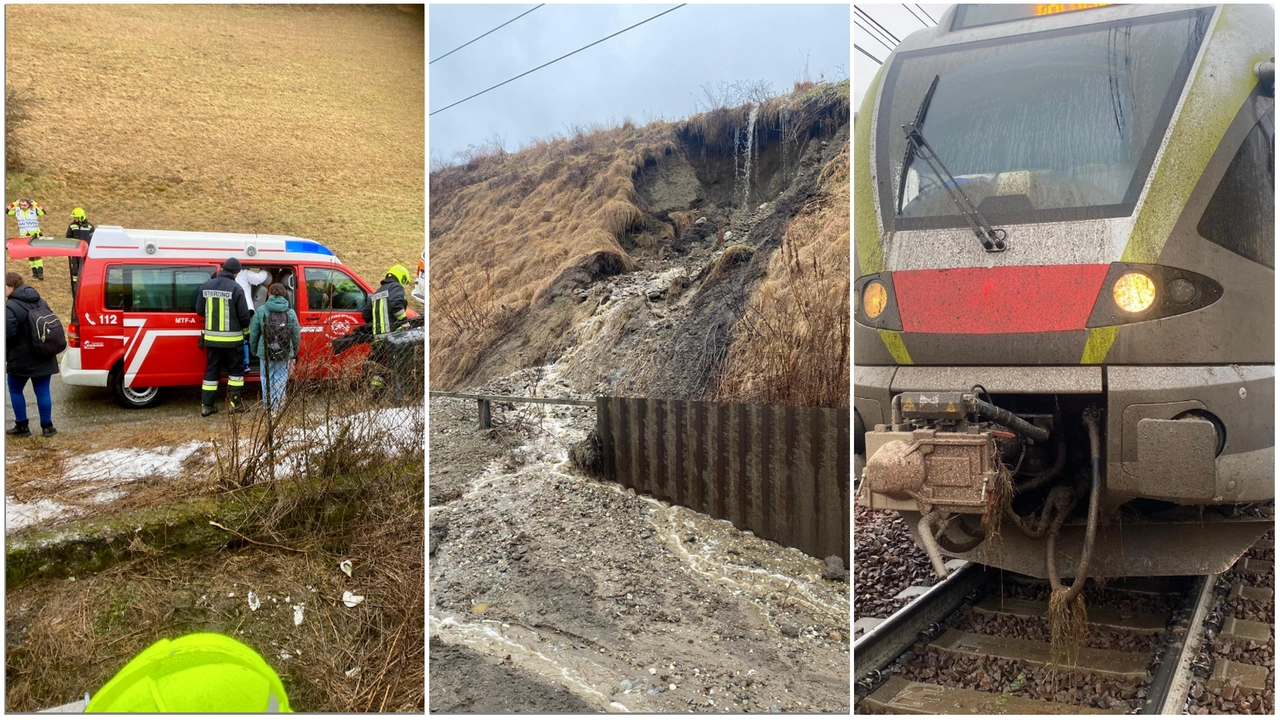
(6, 376), (425, 711)
(5, 4), (424, 321)
(429, 122), (676, 388)
(715, 140), (850, 409)
(6, 458), (425, 711)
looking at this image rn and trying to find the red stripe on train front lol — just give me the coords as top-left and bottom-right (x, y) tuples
(894, 264), (1110, 334)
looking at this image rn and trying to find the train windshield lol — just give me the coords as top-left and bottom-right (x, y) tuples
(879, 8), (1211, 229)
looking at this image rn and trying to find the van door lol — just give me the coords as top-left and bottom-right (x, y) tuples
(103, 264), (217, 388)
(297, 265), (370, 379)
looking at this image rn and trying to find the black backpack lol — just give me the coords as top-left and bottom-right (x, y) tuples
(264, 310), (291, 361)
(25, 299), (67, 357)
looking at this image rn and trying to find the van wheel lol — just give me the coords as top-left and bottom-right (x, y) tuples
(110, 368), (164, 409)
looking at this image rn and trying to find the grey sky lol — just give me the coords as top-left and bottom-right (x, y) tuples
(854, 3), (948, 107)
(429, 4), (850, 165)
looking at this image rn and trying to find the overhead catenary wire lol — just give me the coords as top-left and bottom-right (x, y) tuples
(855, 6), (900, 44)
(916, 4), (938, 25)
(903, 3), (931, 28)
(855, 20), (895, 54)
(854, 7), (899, 49)
(856, 44), (883, 66)
(430, 4), (545, 65)
(855, 12), (896, 51)
(430, 4), (686, 117)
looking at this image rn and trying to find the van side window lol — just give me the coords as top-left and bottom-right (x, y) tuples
(105, 265), (216, 312)
(303, 268), (367, 311)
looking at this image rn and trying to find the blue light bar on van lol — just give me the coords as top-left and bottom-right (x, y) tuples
(284, 240), (335, 256)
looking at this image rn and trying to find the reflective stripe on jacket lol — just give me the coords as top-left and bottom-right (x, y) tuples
(195, 271), (251, 345)
(8, 204), (44, 236)
(363, 279), (407, 337)
(66, 220), (95, 241)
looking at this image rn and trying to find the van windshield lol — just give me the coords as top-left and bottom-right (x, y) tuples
(878, 7), (1211, 229)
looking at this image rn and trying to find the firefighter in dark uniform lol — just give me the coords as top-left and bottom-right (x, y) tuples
(66, 208), (95, 300)
(66, 207), (95, 240)
(195, 258), (252, 416)
(361, 264), (410, 388)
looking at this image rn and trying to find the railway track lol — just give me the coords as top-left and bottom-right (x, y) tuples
(854, 536), (1274, 714)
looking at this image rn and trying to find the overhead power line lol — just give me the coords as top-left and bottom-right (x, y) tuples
(854, 10), (897, 50)
(430, 4), (686, 117)
(916, 4), (938, 24)
(855, 20), (895, 54)
(855, 6), (900, 44)
(430, 4), (545, 65)
(903, 3), (931, 28)
(856, 44), (883, 66)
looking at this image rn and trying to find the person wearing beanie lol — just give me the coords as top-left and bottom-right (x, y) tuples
(193, 258), (252, 416)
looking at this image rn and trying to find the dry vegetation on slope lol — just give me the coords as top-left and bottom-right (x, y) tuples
(716, 141), (850, 408)
(5, 4), (424, 319)
(429, 81), (850, 400)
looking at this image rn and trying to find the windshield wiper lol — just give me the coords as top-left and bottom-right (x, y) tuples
(899, 74), (1007, 253)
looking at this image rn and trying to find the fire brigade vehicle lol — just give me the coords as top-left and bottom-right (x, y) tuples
(6, 227), (403, 408)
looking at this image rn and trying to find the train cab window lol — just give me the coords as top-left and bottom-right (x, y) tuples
(879, 7), (1211, 230)
(1196, 105), (1275, 269)
(105, 265), (216, 312)
(303, 267), (367, 312)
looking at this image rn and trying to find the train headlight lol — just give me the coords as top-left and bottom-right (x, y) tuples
(862, 281), (888, 319)
(1113, 272), (1156, 314)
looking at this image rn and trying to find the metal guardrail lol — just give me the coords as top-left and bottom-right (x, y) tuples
(428, 391), (596, 428)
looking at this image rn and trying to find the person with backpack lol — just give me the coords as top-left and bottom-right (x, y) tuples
(248, 283), (300, 413)
(5, 271), (64, 437)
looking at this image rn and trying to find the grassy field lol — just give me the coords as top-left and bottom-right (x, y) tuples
(5, 4), (424, 319)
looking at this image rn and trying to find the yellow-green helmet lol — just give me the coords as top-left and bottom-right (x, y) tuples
(85, 633), (291, 712)
(386, 264), (411, 286)
(72, 207), (87, 220)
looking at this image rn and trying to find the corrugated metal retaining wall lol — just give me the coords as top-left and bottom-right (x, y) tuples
(597, 397), (849, 564)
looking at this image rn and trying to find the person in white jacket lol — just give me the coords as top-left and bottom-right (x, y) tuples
(235, 267), (272, 370)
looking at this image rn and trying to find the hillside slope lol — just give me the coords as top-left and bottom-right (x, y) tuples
(429, 81), (849, 407)
(5, 4), (424, 317)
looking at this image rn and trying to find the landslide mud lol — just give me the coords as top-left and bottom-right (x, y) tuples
(428, 396), (850, 712)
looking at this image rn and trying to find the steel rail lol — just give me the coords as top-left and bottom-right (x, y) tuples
(853, 561), (990, 695)
(1143, 574), (1217, 714)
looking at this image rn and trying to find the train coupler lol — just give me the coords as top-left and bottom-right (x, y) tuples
(860, 428), (999, 516)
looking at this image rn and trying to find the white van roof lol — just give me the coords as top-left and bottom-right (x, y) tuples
(86, 226), (340, 263)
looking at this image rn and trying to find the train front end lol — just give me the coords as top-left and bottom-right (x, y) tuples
(854, 4), (1274, 583)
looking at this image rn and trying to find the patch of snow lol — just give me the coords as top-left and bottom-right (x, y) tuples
(7, 497), (74, 531)
(62, 442), (206, 482)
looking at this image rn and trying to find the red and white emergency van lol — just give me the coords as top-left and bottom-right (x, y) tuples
(6, 227), (404, 408)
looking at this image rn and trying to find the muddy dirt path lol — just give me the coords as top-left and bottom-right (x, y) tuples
(428, 396), (850, 712)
